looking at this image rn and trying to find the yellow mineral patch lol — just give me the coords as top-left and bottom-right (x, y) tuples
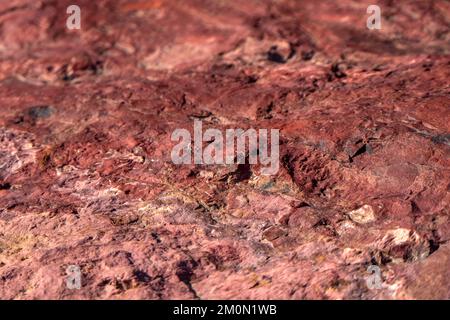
(346, 205), (376, 224)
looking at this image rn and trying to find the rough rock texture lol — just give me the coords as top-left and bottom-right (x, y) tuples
(0, 0), (449, 299)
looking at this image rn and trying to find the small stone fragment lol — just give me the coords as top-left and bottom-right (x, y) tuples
(346, 205), (376, 224)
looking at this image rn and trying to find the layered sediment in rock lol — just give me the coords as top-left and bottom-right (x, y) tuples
(0, 0), (449, 299)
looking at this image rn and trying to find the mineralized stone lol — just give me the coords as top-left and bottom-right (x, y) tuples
(0, 0), (449, 299)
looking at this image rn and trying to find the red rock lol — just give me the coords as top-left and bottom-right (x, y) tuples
(0, 0), (449, 300)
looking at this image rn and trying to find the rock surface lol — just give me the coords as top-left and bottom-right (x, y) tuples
(0, 0), (449, 299)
